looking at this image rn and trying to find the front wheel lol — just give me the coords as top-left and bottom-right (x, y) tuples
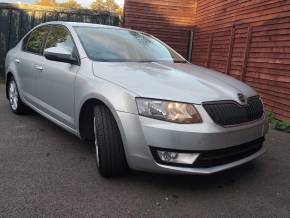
(94, 105), (129, 177)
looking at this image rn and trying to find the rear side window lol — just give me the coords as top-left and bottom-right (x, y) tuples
(44, 25), (75, 55)
(23, 26), (49, 54)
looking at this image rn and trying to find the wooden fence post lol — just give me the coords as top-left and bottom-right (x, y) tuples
(19, 10), (23, 38)
(226, 25), (235, 75)
(187, 30), (194, 62)
(31, 10), (35, 27)
(206, 33), (213, 67)
(43, 11), (47, 22)
(241, 25), (252, 81)
(56, 12), (59, 21)
(6, 9), (12, 52)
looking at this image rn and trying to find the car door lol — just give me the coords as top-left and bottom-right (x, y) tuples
(16, 26), (49, 104)
(36, 25), (80, 128)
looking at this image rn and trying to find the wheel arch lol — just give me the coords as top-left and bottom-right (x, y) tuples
(78, 96), (126, 144)
(6, 72), (14, 99)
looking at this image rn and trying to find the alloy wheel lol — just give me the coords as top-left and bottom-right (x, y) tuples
(94, 116), (100, 168)
(9, 80), (19, 111)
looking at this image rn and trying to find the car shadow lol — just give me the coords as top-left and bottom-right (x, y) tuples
(26, 111), (263, 192)
(128, 162), (259, 190)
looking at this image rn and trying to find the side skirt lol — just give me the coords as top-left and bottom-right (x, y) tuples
(23, 98), (80, 138)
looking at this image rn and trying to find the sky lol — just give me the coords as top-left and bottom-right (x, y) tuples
(0, 0), (124, 7)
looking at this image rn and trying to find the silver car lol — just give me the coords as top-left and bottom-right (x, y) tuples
(5, 22), (268, 177)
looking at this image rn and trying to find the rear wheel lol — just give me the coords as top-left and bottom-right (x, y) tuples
(93, 105), (129, 177)
(8, 77), (28, 114)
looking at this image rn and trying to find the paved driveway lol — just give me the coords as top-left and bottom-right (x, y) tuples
(0, 84), (289, 217)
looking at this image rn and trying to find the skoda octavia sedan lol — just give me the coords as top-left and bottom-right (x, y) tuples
(5, 22), (268, 177)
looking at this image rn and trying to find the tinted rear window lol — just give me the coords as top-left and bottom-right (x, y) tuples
(24, 26), (49, 54)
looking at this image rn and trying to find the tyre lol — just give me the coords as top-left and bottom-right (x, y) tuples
(7, 77), (29, 114)
(93, 105), (129, 177)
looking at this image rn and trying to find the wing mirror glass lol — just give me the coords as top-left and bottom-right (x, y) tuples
(43, 47), (78, 65)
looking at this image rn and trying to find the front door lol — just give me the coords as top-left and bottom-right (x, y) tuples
(37, 25), (80, 128)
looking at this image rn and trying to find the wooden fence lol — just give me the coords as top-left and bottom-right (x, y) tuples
(0, 3), (120, 78)
(192, 0), (290, 122)
(123, 0), (196, 59)
(124, 0), (290, 122)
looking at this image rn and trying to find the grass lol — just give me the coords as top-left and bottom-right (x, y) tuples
(268, 112), (290, 133)
(0, 73), (5, 84)
(0, 77), (5, 84)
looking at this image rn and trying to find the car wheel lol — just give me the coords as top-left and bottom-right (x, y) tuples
(93, 105), (129, 177)
(8, 77), (28, 114)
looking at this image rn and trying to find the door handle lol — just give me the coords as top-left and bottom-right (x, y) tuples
(15, 59), (20, 63)
(34, 65), (44, 71)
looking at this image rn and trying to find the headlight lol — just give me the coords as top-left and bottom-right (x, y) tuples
(136, 98), (202, 124)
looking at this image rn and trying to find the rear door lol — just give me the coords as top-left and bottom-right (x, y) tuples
(17, 26), (49, 104)
(37, 25), (80, 128)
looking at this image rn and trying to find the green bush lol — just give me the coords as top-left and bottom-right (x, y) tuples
(268, 112), (290, 133)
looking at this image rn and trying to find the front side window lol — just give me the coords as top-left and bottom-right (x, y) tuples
(44, 26), (75, 55)
(74, 27), (186, 63)
(24, 26), (49, 54)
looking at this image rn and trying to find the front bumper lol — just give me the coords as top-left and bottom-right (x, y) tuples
(117, 105), (269, 174)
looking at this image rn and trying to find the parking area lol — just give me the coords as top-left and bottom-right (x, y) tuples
(0, 84), (290, 217)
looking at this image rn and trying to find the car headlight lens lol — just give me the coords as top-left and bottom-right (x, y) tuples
(136, 98), (202, 124)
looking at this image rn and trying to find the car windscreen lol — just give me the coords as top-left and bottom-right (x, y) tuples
(74, 26), (186, 63)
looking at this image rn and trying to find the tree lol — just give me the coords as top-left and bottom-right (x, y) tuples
(90, 0), (119, 12)
(90, 0), (106, 11)
(36, 0), (56, 7)
(90, 0), (124, 21)
(116, 7), (123, 19)
(58, 0), (81, 9)
(105, 0), (119, 12)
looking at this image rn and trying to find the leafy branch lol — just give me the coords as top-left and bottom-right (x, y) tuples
(268, 112), (290, 133)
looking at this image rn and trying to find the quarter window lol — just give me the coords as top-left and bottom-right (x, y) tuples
(24, 26), (49, 54)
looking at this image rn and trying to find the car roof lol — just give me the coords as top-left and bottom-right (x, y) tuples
(41, 21), (125, 30)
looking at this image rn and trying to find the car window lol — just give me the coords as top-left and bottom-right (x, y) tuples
(24, 26), (49, 54)
(44, 26), (75, 55)
(74, 27), (186, 63)
(22, 34), (30, 50)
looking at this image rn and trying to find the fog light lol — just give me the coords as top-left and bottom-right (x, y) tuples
(157, 150), (199, 165)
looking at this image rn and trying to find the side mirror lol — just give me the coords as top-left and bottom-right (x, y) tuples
(43, 47), (78, 65)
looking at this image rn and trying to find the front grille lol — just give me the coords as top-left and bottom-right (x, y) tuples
(203, 96), (264, 126)
(192, 137), (264, 168)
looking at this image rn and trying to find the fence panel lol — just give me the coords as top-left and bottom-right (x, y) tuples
(0, 3), (120, 78)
